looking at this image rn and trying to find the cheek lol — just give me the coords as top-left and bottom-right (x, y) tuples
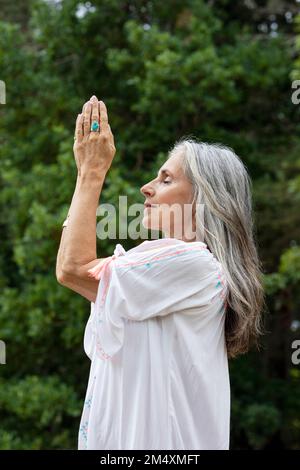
(158, 185), (181, 203)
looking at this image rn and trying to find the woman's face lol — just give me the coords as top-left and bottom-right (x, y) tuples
(140, 152), (197, 242)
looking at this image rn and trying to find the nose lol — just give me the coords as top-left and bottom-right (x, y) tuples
(140, 181), (154, 198)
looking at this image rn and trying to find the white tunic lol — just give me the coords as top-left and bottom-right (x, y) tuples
(78, 237), (230, 450)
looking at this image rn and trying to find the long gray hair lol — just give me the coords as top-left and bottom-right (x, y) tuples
(168, 137), (267, 359)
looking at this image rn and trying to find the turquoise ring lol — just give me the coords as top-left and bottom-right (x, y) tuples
(91, 120), (100, 132)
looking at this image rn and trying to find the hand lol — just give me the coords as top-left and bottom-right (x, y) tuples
(73, 95), (116, 177)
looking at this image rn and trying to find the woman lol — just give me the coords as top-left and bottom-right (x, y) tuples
(56, 95), (266, 450)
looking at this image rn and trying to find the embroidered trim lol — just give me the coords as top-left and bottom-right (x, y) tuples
(79, 420), (88, 442)
(115, 246), (209, 270)
(97, 246), (210, 308)
(210, 256), (228, 310)
(95, 336), (112, 360)
(83, 375), (96, 409)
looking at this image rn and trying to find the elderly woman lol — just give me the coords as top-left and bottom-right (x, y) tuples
(56, 95), (265, 450)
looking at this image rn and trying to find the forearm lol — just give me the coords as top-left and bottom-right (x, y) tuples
(57, 171), (106, 275)
(56, 174), (80, 275)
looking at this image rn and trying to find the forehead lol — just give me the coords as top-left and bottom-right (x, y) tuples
(159, 152), (184, 175)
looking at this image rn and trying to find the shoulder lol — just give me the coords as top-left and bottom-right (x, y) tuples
(113, 238), (218, 277)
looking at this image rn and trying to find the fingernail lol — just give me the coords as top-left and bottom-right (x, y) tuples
(91, 95), (97, 100)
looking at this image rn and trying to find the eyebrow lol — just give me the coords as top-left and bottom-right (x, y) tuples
(157, 168), (173, 177)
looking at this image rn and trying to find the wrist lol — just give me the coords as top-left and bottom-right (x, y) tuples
(78, 168), (107, 184)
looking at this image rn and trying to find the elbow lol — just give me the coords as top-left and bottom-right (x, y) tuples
(56, 268), (66, 285)
(56, 263), (74, 285)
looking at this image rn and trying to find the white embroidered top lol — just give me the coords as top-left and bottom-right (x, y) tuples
(78, 237), (230, 450)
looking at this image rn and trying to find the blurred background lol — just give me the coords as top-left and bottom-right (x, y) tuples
(0, 0), (300, 450)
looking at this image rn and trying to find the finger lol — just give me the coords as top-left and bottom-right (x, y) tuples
(83, 101), (92, 137)
(81, 99), (90, 115)
(81, 100), (86, 113)
(99, 100), (109, 133)
(75, 113), (84, 143)
(90, 95), (99, 133)
(108, 124), (115, 146)
(98, 101), (101, 131)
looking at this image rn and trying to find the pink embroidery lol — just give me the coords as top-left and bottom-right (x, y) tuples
(116, 245), (208, 269)
(95, 337), (112, 360)
(87, 243), (126, 280)
(210, 256), (228, 309)
(88, 243), (126, 306)
(88, 244), (126, 361)
(95, 335), (121, 362)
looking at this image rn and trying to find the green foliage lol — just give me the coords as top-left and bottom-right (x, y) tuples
(242, 403), (281, 449)
(0, 376), (80, 449)
(0, 0), (299, 449)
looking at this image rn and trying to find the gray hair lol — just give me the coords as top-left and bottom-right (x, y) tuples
(168, 137), (267, 359)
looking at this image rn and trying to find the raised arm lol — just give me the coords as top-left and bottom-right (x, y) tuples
(56, 95), (116, 302)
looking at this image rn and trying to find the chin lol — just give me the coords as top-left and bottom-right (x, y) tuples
(142, 216), (159, 231)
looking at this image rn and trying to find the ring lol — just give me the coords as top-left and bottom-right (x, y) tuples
(91, 120), (100, 132)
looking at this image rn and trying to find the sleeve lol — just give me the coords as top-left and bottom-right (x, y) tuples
(90, 242), (225, 360)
